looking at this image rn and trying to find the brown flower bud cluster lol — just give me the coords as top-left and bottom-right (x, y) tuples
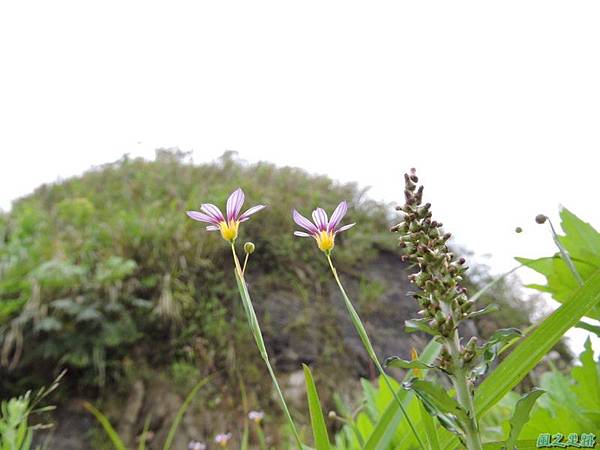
(391, 169), (473, 338)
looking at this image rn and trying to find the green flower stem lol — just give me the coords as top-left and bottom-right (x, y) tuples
(254, 423), (268, 450)
(242, 252), (250, 276)
(325, 253), (426, 449)
(546, 219), (584, 286)
(230, 243), (304, 450)
(446, 331), (483, 450)
(545, 218), (597, 336)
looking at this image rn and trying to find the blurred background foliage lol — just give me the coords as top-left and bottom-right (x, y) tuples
(0, 150), (551, 446)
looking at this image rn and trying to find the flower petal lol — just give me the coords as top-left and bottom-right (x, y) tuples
(226, 188), (245, 221)
(312, 208), (328, 231)
(336, 223), (356, 233)
(200, 203), (225, 222)
(293, 231), (311, 237)
(186, 210), (219, 224)
(328, 201), (348, 231)
(239, 204), (266, 221)
(206, 225), (219, 231)
(292, 209), (318, 234)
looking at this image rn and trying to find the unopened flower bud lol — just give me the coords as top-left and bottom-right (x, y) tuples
(409, 169), (419, 183)
(244, 242), (255, 254)
(465, 336), (478, 352)
(535, 214), (547, 224)
(515, 226), (523, 233)
(435, 311), (445, 325)
(415, 186), (424, 203)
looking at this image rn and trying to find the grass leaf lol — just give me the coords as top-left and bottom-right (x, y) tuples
(362, 338), (441, 450)
(162, 375), (211, 450)
(138, 415), (151, 450)
(474, 270), (600, 417)
(303, 364), (331, 450)
(438, 270), (600, 450)
(83, 401), (129, 450)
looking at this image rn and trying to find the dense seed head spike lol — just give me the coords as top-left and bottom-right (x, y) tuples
(394, 169), (473, 337)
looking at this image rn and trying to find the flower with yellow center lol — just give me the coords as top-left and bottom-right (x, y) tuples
(292, 201), (355, 254)
(248, 410), (265, 423)
(410, 347), (423, 379)
(316, 230), (335, 252)
(186, 188), (265, 243)
(218, 220), (239, 242)
(214, 433), (232, 448)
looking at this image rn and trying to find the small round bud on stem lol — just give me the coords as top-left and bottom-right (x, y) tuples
(515, 226), (523, 233)
(535, 214), (547, 224)
(244, 242), (255, 254)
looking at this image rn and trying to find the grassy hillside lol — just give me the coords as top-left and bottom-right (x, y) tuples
(0, 150), (542, 447)
(0, 150), (395, 393)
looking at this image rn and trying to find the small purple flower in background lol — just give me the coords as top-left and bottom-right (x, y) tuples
(248, 410), (265, 423)
(292, 201), (355, 253)
(187, 188), (265, 243)
(214, 432), (232, 447)
(188, 440), (207, 450)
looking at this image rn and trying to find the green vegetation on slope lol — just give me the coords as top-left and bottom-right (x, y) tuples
(0, 150), (392, 395)
(0, 150), (540, 446)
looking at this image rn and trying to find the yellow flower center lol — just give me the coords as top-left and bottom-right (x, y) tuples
(218, 220), (239, 242)
(411, 347), (422, 379)
(316, 230), (335, 252)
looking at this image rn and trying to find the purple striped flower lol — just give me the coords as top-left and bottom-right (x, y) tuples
(215, 433), (232, 447)
(188, 441), (207, 450)
(186, 188), (265, 242)
(248, 410), (264, 423)
(292, 201), (355, 253)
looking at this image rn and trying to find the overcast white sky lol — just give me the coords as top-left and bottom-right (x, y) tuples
(1, 1), (599, 352)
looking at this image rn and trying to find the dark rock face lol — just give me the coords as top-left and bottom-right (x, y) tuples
(34, 251), (489, 449)
(34, 403), (95, 450)
(258, 250), (427, 376)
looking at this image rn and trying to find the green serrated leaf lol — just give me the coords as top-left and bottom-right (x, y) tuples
(517, 208), (600, 320)
(403, 378), (468, 437)
(384, 356), (433, 370)
(571, 337), (600, 411)
(505, 388), (545, 449)
(404, 318), (439, 335)
(439, 270), (600, 450)
(474, 270), (600, 417)
(559, 207), (600, 265)
(517, 256), (599, 317)
(463, 304), (499, 320)
(482, 328), (523, 362)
